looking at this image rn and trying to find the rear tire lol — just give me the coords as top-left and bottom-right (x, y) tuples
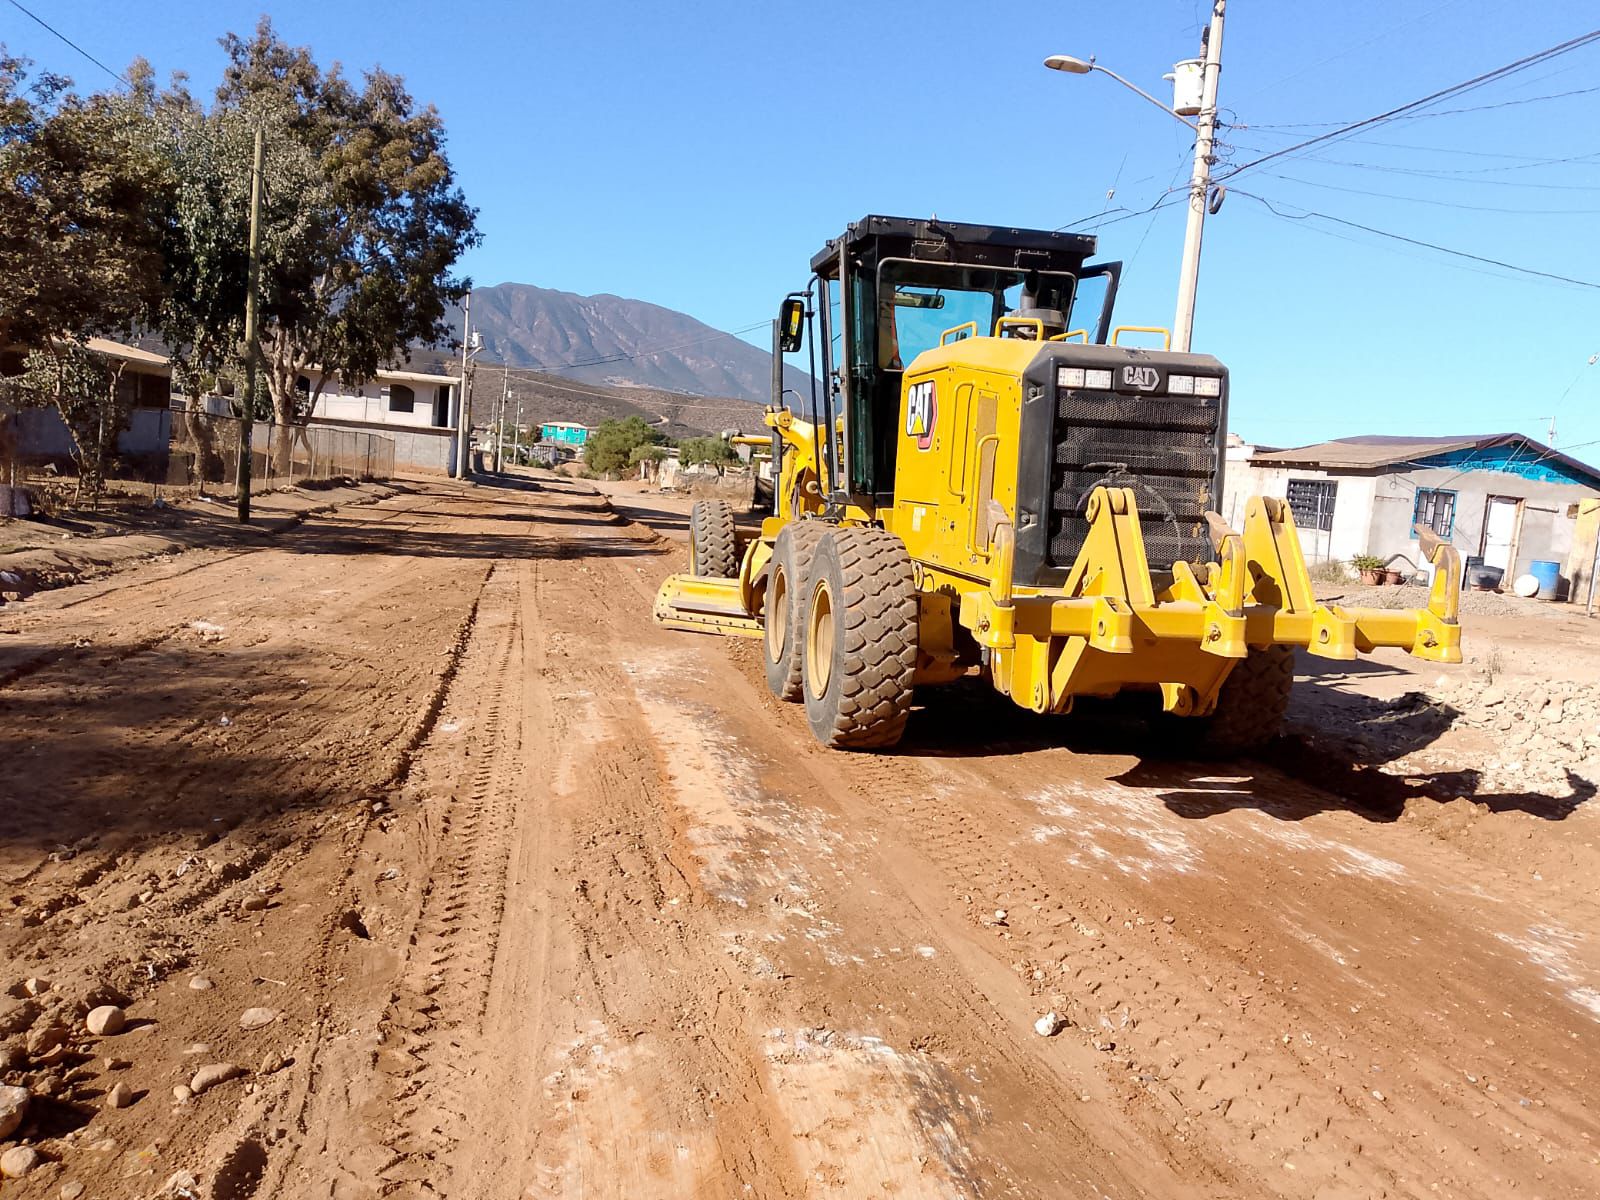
(1189, 644), (1295, 756)
(763, 520), (829, 701)
(689, 499), (738, 577)
(802, 527), (918, 749)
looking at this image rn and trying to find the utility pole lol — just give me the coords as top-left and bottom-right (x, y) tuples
(1172, 0), (1226, 353)
(454, 291), (473, 481)
(513, 388), (524, 469)
(494, 369), (508, 473)
(237, 124), (266, 523)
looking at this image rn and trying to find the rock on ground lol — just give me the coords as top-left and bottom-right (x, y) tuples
(0, 1144), (41, 1178)
(189, 1063), (244, 1095)
(238, 1007), (278, 1031)
(0, 1084), (28, 1140)
(84, 1005), (126, 1036)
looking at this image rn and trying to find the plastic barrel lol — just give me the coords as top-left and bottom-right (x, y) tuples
(1529, 559), (1562, 599)
(1462, 555), (1483, 591)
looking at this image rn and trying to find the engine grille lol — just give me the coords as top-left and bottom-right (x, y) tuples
(1048, 388), (1221, 570)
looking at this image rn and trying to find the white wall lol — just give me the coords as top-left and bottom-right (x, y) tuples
(14, 407), (172, 458)
(308, 372), (454, 430)
(1228, 455), (1594, 581)
(1368, 468), (1587, 577)
(1223, 456), (1373, 563)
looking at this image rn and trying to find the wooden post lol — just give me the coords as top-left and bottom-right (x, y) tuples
(237, 124), (265, 523)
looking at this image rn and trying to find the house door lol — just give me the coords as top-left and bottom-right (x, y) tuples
(1482, 496), (1520, 571)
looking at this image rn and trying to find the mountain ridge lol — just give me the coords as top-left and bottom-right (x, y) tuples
(468, 281), (811, 403)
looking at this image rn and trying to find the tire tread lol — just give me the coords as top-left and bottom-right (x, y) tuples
(805, 527), (918, 749)
(690, 500), (738, 577)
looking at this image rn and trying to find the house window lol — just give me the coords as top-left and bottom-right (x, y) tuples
(388, 384), (415, 413)
(1412, 488), (1456, 538)
(1286, 478), (1337, 532)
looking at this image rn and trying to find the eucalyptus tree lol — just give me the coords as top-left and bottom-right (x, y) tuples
(0, 52), (174, 501)
(0, 51), (171, 353)
(212, 19), (480, 464)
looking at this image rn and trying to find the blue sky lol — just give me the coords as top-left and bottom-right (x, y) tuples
(8, 1), (1600, 451)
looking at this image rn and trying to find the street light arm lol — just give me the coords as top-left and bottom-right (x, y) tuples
(1089, 65), (1199, 130)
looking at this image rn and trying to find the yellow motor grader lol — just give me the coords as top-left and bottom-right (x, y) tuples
(656, 215), (1461, 750)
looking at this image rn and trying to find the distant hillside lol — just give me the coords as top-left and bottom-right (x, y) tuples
(467, 282), (811, 403)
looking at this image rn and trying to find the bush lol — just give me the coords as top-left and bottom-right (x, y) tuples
(679, 436), (739, 476)
(585, 416), (664, 475)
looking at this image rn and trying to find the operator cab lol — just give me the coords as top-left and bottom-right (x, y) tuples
(780, 215), (1121, 508)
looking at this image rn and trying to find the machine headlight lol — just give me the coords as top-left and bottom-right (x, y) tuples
(1058, 367), (1113, 390)
(1167, 374), (1221, 397)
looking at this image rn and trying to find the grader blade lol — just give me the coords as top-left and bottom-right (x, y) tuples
(653, 573), (764, 638)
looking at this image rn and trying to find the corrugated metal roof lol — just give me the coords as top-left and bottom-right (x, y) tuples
(1247, 432), (1600, 488)
(81, 338), (170, 368)
(1249, 434), (1510, 469)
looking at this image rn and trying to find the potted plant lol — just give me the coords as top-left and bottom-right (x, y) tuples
(1383, 567), (1405, 585)
(1350, 554), (1386, 586)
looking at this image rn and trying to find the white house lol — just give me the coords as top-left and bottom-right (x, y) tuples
(3, 337), (176, 463)
(1222, 432), (1600, 594)
(301, 365), (461, 474)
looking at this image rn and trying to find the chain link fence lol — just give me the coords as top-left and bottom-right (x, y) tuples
(167, 410), (395, 491)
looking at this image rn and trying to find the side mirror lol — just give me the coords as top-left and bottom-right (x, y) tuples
(778, 298), (805, 354)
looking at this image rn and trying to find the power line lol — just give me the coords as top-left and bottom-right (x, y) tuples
(1263, 171), (1600, 215)
(483, 366), (760, 412)
(1232, 146), (1600, 190)
(1230, 0), (1469, 107)
(1313, 137), (1600, 163)
(1316, 148), (1600, 177)
(1232, 188), (1600, 289)
(1219, 29), (1600, 181)
(1236, 83), (1600, 131)
(1057, 189), (1189, 234)
(2, 0), (127, 86)
(1241, 128), (1600, 169)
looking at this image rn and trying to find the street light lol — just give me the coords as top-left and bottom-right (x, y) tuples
(1042, 54), (1092, 74)
(1043, 55), (1197, 130)
(1044, 0), (1227, 353)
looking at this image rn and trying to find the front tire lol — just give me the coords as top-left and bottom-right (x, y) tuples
(763, 520), (828, 701)
(689, 499), (737, 577)
(802, 527), (918, 749)
(1190, 644), (1295, 755)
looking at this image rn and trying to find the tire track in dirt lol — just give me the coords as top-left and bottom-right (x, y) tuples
(367, 562), (525, 1194)
(711, 643), (1600, 1199)
(498, 538), (1185, 1198)
(0, 481), (513, 1200)
(601, 488), (1600, 1198)
(508, 555), (812, 1200)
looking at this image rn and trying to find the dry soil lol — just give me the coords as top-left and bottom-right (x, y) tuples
(1, 474), (1597, 1199)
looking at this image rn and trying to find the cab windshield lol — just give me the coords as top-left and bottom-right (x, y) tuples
(875, 262), (1079, 369)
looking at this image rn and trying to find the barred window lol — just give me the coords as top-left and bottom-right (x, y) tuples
(1286, 478), (1337, 532)
(1413, 488), (1455, 538)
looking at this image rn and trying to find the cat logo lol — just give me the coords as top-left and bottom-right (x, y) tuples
(905, 380), (937, 450)
(1122, 365), (1160, 391)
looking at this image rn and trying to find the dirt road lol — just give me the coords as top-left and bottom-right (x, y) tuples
(2, 476), (1597, 1199)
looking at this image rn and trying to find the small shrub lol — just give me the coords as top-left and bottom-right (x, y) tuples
(1308, 559), (1350, 585)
